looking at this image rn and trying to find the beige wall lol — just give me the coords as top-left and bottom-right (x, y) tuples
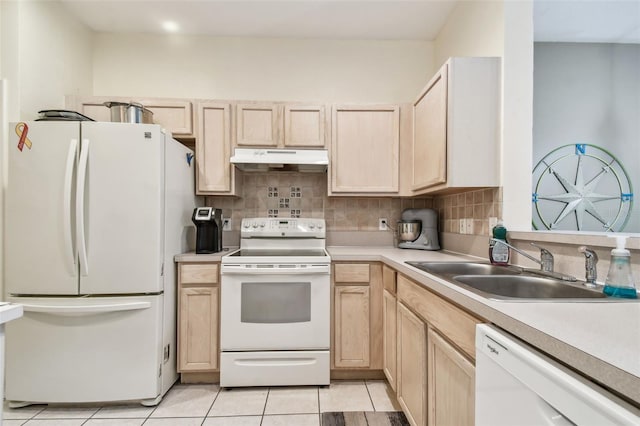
(433, 0), (504, 69)
(92, 34), (434, 103)
(1, 0), (94, 121)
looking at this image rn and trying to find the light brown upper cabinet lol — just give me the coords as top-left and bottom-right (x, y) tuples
(235, 103), (326, 148)
(236, 103), (281, 147)
(330, 105), (400, 195)
(66, 96), (194, 138)
(284, 105), (326, 148)
(411, 57), (500, 195)
(413, 65), (448, 190)
(196, 102), (241, 195)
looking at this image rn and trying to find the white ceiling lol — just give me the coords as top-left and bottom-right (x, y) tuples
(534, 0), (640, 43)
(59, 0), (459, 40)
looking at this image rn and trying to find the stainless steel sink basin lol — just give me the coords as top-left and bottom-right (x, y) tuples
(404, 261), (624, 301)
(453, 275), (607, 300)
(406, 261), (522, 276)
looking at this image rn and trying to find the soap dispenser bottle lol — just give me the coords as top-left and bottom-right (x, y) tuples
(603, 235), (638, 299)
(489, 221), (509, 266)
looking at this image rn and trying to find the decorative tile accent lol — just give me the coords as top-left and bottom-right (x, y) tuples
(290, 209), (301, 218)
(268, 187), (279, 198)
(268, 209), (279, 218)
(279, 198), (290, 208)
(290, 187), (302, 198)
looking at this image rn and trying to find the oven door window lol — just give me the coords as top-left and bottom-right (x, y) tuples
(241, 282), (311, 323)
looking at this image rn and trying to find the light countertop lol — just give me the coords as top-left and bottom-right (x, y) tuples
(175, 245), (640, 404)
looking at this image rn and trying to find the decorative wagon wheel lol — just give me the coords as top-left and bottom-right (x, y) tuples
(532, 144), (634, 232)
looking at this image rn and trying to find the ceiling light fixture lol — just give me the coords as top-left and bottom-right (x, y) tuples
(162, 21), (179, 33)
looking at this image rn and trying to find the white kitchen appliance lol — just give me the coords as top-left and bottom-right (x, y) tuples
(230, 148), (329, 172)
(5, 121), (198, 406)
(476, 324), (640, 425)
(220, 218), (331, 387)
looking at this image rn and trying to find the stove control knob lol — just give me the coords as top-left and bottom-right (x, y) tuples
(309, 223), (315, 229)
(259, 223), (265, 228)
(252, 223), (258, 229)
(317, 223), (324, 229)
(243, 223), (250, 229)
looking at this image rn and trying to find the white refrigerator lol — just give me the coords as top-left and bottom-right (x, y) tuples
(4, 121), (197, 406)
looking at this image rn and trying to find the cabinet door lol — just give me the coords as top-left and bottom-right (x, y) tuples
(382, 290), (397, 391)
(397, 302), (427, 426)
(427, 327), (475, 426)
(196, 102), (237, 194)
(334, 285), (370, 368)
(284, 105), (326, 148)
(178, 286), (219, 372)
(413, 64), (448, 191)
(236, 103), (280, 147)
(139, 99), (193, 136)
(382, 264), (397, 294)
(331, 105), (399, 194)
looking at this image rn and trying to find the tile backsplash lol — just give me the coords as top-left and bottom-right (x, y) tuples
(206, 172), (501, 236)
(433, 187), (502, 236)
(205, 172), (432, 232)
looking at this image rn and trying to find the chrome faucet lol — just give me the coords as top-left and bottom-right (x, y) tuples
(530, 242), (554, 272)
(578, 246), (598, 288)
(490, 239), (554, 272)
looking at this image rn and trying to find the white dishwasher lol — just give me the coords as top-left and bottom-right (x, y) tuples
(475, 324), (640, 426)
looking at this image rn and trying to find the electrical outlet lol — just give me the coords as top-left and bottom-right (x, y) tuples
(379, 218), (388, 231)
(459, 219), (467, 234)
(222, 218), (232, 231)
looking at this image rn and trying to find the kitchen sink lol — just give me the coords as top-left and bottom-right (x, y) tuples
(406, 261), (522, 276)
(404, 261), (623, 301)
(452, 275), (607, 300)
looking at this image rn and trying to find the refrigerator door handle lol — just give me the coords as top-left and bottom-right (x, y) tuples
(77, 138), (90, 276)
(21, 301), (151, 316)
(63, 139), (78, 275)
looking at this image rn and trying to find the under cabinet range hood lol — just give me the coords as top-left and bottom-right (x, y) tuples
(230, 148), (328, 172)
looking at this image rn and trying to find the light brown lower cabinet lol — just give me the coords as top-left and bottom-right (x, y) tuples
(396, 302), (427, 426)
(178, 286), (219, 372)
(382, 289), (397, 390)
(334, 285), (370, 368)
(177, 263), (220, 373)
(427, 327), (475, 426)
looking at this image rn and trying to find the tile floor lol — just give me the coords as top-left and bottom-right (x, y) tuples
(3, 380), (402, 426)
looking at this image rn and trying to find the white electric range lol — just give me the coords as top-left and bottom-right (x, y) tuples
(220, 218), (331, 387)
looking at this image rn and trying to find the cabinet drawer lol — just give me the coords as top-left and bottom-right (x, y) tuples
(180, 264), (219, 285)
(334, 264), (370, 284)
(397, 274), (481, 360)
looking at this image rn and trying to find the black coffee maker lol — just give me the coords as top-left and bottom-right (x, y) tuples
(192, 207), (223, 254)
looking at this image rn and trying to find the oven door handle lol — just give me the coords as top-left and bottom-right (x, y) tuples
(221, 266), (330, 275)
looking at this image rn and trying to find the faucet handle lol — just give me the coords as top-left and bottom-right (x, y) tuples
(578, 246), (598, 286)
(578, 246), (598, 262)
(530, 242), (554, 272)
